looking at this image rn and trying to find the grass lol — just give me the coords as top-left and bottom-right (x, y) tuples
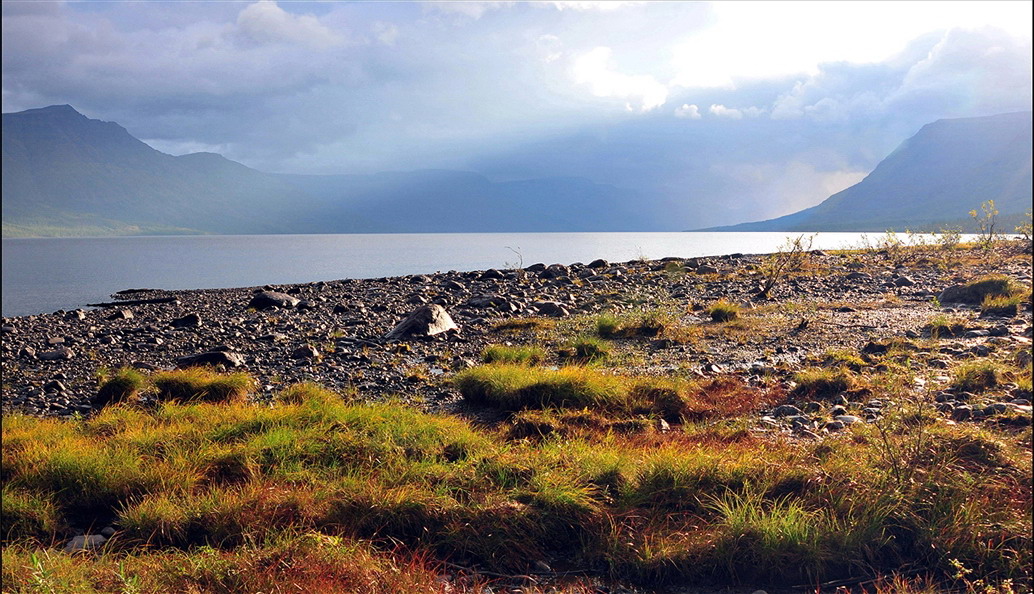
(2, 376), (1030, 590)
(482, 344), (548, 365)
(706, 299), (740, 323)
(981, 294), (1026, 317)
(559, 335), (612, 363)
(951, 361), (1005, 393)
(941, 275), (1029, 305)
(151, 368), (255, 403)
(792, 368), (855, 399)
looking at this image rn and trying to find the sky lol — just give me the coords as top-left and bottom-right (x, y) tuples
(3, 0), (1032, 227)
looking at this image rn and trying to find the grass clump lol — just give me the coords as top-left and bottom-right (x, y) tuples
(482, 344), (547, 365)
(951, 361), (1004, 393)
(940, 275), (1028, 305)
(792, 368), (854, 399)
(981, 294), (1026, 317)
(559, 335), (611, 363)
(926, 314), (968, 339)
(454, 365), (627, 411)
(94, 367), (148, 407)
(3, 369), (1031, 590)
(706, 299), (740, 322)
(152, 368), (255, 403)
(276, 382), (341, 405)
(595, 310), (670, 338)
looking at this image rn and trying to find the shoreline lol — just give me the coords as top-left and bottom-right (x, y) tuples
(3, 244), (1030, 420)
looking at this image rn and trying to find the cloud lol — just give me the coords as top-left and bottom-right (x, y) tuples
(372, 22), (398, 46)
(235, 1), (342, 49)
(424, 2), (515, 20)
(573, 46), (668, 111)
(547, 1), (643, 11)
(674, 103), (700, 119)
(768, 27), (1032, 123)
(709, 104), (742, 119)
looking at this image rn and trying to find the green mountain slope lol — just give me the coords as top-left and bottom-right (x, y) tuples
(711, 112), (1032, 232)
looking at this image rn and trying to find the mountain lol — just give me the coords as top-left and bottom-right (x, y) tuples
(1, 105), (652, 237)
(711, 112), (1033, 232)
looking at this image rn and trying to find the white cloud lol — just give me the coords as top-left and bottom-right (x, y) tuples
(425, 2), (514, 20)
(235, 0), (342, 49)
(373, 22), (398, 46)
(674, 103), (701, 119)
(709, 104), (742, 119)
(547, 1), (643, 11)
(671, 1), (1031, 89)
(573, 46), (668, 111)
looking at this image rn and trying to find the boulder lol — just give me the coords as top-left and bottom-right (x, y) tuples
(175, 350), (246, 368)
(247, 291), (300, 310)
(384, 305), (460, 340)
(38, 348), (74, 361)
(170, 313), (202, 328)
(533, 301), (570, 317)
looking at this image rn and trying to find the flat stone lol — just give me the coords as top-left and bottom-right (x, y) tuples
(247, 291), (300, 310)
(64, 534), (107, 553)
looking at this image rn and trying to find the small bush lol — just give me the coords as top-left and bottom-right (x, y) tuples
(707, 300), (740, 323)
(152, 368), (255, 403)
(482, 344), (547, 366)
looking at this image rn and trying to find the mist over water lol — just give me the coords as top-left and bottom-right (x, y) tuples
(1, 232), (956, 317)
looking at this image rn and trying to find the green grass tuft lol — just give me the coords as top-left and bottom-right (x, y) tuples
(481, 344), (547, 365)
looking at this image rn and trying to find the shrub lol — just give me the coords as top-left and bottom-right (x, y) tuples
(707, 300), (740, 323)
(481, 344), (547, 366)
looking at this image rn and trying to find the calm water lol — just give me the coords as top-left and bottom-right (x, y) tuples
(4, 232), (882, 317)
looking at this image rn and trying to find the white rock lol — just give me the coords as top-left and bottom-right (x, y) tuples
(63, 534), (106, 552)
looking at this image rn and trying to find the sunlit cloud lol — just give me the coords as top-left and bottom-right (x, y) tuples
(674, 103), (701, 119)
(709, 104), (742, 119)
(573, 46), (668, 111)
(235, 0), (342, 49)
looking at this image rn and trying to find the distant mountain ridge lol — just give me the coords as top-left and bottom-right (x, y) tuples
(3, 106), (1031, 237)
(2, 105), (653, 236)
(710, 111), (1033, 232)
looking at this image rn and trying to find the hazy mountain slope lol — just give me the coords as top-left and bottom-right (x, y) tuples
(1, 105), (312, 234)
(278, 171), (655, 232)
(713, 112), (1033, 232)
(2, 105), (650, 236)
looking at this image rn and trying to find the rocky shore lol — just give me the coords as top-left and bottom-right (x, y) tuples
(3, 246), (1032, 430)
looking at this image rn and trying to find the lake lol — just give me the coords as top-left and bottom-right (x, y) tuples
(2, 231), (891, 317)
